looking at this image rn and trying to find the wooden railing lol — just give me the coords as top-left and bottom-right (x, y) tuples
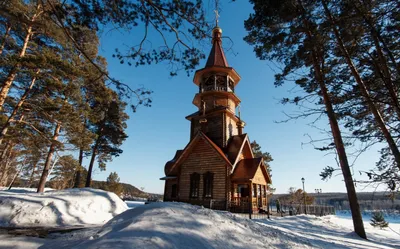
(231, 197), (249, 204)
(177, 199), (227, 210)
(200, 86), (234, 93)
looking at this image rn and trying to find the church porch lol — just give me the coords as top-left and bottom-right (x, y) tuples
(229, 182), (268, 213)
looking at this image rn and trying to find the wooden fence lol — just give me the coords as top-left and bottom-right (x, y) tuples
(275, 204), (336, 216)
(168, 200), (335, 219)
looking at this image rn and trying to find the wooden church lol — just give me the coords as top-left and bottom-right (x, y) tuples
(160, 25), (272, 212)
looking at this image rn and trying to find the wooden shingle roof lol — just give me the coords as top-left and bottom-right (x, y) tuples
(231, 158), (262, 181)
(205, 27), (228, 68)
(226, 134), (248, 164)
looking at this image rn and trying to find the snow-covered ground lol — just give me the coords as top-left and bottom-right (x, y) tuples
(256, 214), (400, 249)
(0, 187), (54, 192)
(0, 188), (128, 227)
(0, 202), (399, 249)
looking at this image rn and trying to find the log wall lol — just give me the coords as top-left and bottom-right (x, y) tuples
(179, 138), (229, 201)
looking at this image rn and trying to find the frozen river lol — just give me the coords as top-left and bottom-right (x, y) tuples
(336, 210), (400, 224)
(125, 200), (146, 209)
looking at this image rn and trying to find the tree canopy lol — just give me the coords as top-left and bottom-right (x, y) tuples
(0, 0), (211, 192)
(250, 140), (273, 176)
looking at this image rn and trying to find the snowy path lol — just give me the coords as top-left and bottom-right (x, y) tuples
(255, 215), (400, 249)
(0, 202), (399, 249)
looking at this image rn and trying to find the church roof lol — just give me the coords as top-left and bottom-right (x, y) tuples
(193, 26), (241, 86)
(164, 150), (184, 175)
(231, 158), (271, 183)
(226, 134), (248, 164)
(185, 106), (230, 120)
(231, 158), (263, 181)
(205, 27), (228, 68)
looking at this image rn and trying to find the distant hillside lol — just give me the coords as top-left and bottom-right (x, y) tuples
(91, 180), (162, 200)
(270, 191), (400, 210)
(9, 178), (162, 200)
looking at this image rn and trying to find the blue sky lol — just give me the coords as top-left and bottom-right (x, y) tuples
(88, 0), (384, 194)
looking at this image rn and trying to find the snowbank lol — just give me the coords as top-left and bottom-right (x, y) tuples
(71, 202), (317, 249)
(0, 188), (128, 227)
(71, 203), (400, 249)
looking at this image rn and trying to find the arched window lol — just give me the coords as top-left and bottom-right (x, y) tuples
(203, 172), (214, 198)
(215, 75), (226, 91)
(190, 173), (200, 198)
(171, 184), (177, 198)
(203, 75), (215, 91)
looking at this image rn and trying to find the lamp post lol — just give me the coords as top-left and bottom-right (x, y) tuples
(301, 177), (306, 214)
(315, 188), (322, 204)
(315, 188), (322, 216)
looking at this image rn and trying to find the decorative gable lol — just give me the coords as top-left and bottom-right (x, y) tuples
(165, 132), (232, 176)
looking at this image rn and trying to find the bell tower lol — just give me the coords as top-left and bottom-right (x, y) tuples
(186, 25), (245, 148)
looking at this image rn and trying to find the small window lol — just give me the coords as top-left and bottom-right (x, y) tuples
(228, 78), (235, 92)
(253, 184), (257, 197)
(203, 172), (214, 198)
(190, 173), (200, 198)
(171, 184), (177, 198)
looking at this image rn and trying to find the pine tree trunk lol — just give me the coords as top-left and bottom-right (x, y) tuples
(0, 144), (14, 186)
(321, 0), (400, 172)
(28, 161), (38, 188)
(85, 142), (99, 188)
(317, 70), (367, 239)
(297, 0), (367, 239)
(0, 24), (11, 55)
(73, 148), (84, 188)
(37, 122), (61, 193)
(8, 162), (24, 190)
(0, 161), (11, 186)
(0, 72), (39, 145)
(0, 5), (41, 110)
(86, 120), (105, 188)
(0, 142), (12, 184)
(74, 116), (89, 188)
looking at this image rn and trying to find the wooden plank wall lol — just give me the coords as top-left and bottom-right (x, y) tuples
(179, 138), (229, 201)
(205, 114), (224, 148)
